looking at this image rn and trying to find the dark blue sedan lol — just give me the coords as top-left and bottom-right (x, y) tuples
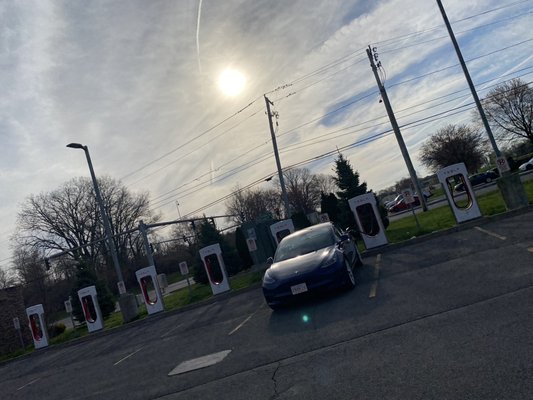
(262, 222), (362, 310)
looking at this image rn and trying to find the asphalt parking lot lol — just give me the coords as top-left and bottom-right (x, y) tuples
(2, 208), (533, 400)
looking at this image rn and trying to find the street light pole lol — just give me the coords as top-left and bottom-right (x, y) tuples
(66, 143), (126, 294)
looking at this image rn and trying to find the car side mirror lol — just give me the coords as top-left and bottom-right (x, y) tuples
(266, 257), (274, 265)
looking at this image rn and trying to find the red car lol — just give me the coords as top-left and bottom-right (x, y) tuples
(387, 195), (420, 213)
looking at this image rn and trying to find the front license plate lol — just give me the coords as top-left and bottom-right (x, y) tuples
(291, 283), (308, 295)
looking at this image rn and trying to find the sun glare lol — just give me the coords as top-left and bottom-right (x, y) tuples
(218, 68), (246, 97)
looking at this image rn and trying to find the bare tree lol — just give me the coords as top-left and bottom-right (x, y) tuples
(225, 186), (283, 224)
(12, 176), (156, 272)
(12, 248), (50, 308)
(0, 267), (16, 289)
(282, 168), (322, 214)
(419, 124), (489, 173)
(482, 78), (533, 144)
(314, 173), (337, 195)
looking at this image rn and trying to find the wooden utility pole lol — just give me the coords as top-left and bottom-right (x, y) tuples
(264, 95), (291, 218)
(366, 46), (428, 211)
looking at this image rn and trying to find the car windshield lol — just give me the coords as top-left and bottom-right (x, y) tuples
(273, 226), (336, 262)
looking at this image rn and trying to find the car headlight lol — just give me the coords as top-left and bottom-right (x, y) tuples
(320, 252), (338, 268)
(263, 269), (276, 284)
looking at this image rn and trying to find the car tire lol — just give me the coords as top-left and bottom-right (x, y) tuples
(486, 177), (492, 183)
(343, 257), (356, 289)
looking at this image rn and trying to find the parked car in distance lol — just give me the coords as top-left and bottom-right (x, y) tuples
(454, 170), (499, 192)
(262, 222), (362, 310)
(384, 194), (403, 209)
(519, 157), (533, 171)
(387, 195), (420, 214)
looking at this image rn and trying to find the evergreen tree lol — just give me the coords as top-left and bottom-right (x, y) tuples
(235, 227), (253, 270)
(291, 212), (311, 230)
(330, 153), (389, 231)
(70, 261), (115, 322)
(333, 153), (368, 201)
(193, 219), (243, 285)
(320, 192), (340, 223)
(332, 153), (367, 228)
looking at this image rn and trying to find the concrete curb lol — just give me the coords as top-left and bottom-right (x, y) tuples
(363, 204), (533, 257)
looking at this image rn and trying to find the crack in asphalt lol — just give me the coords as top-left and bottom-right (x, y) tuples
(269, 362), (281, 400)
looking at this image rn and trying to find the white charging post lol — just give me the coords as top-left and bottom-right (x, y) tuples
(437, 162), (482, 223)
(270, 219), (295, 245)
(136, 265), (165, 315)
(199, 244), (230, 295)
(348, 193), (388, 249)
(26, 304), (49, 349)
(78, 286), (104, 332)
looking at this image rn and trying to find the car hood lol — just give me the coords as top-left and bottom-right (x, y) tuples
(268, 246), (336, 280)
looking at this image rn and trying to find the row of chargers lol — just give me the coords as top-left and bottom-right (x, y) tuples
(24, 244), (232, 349)
(24, 162), (482, 349)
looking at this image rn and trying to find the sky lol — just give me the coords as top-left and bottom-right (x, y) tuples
(1, 0), (532, 273)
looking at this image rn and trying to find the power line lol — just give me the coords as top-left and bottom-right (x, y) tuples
(157, 73), (532, 217)
(374, 0), (531, 48)
(120, 95), (263, 182)
(149, 72), (533, 212)
(116, 3), (529, 187)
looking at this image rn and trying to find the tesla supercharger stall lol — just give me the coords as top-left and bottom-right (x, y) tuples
(26, 304), (49, 349)
(348, 193), (388, 249)
(136, 266), (165, 315)
(270, 219), (295, 245)
(437, 163), (482, 223)
(78, 285), (104, 332)
(199, 244), (230, 295)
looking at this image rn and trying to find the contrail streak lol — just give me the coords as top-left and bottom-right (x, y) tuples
(196, 0), (203, 75)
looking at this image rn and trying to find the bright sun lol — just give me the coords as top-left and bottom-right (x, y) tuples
(218, 68), (246, 97)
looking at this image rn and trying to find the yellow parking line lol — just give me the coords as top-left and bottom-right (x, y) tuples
(474, 226), (506, 241)
(369, 254), (381, 299)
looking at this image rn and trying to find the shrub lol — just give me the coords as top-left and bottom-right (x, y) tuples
(49, 322), (66, 338)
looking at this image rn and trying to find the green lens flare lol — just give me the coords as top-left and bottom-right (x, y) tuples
(302, 314), (310, 323)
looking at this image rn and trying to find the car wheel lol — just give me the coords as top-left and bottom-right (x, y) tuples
(344, 257), (356, 289)
(486, 177), (492, 183)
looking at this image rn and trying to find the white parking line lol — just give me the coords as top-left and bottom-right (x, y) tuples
(160, 322), (184, 339)
(228, 306), (263, 336)
(114, 347), (144, 366)
(369, 254), (381, 299)
(17, 378), (40, 391)
(474, 226), (506, 240)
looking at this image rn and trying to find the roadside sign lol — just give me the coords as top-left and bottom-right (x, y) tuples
(496, 156), (510, 174)
(117, 280), (126, 295)
(13, 317), (20, 330)
(246, 238), (257, 252)
(247, 228), (257, 240)
(401, 188), (415, 204)
(179, 261), (189, 275)
(64, 299), (72, 313)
